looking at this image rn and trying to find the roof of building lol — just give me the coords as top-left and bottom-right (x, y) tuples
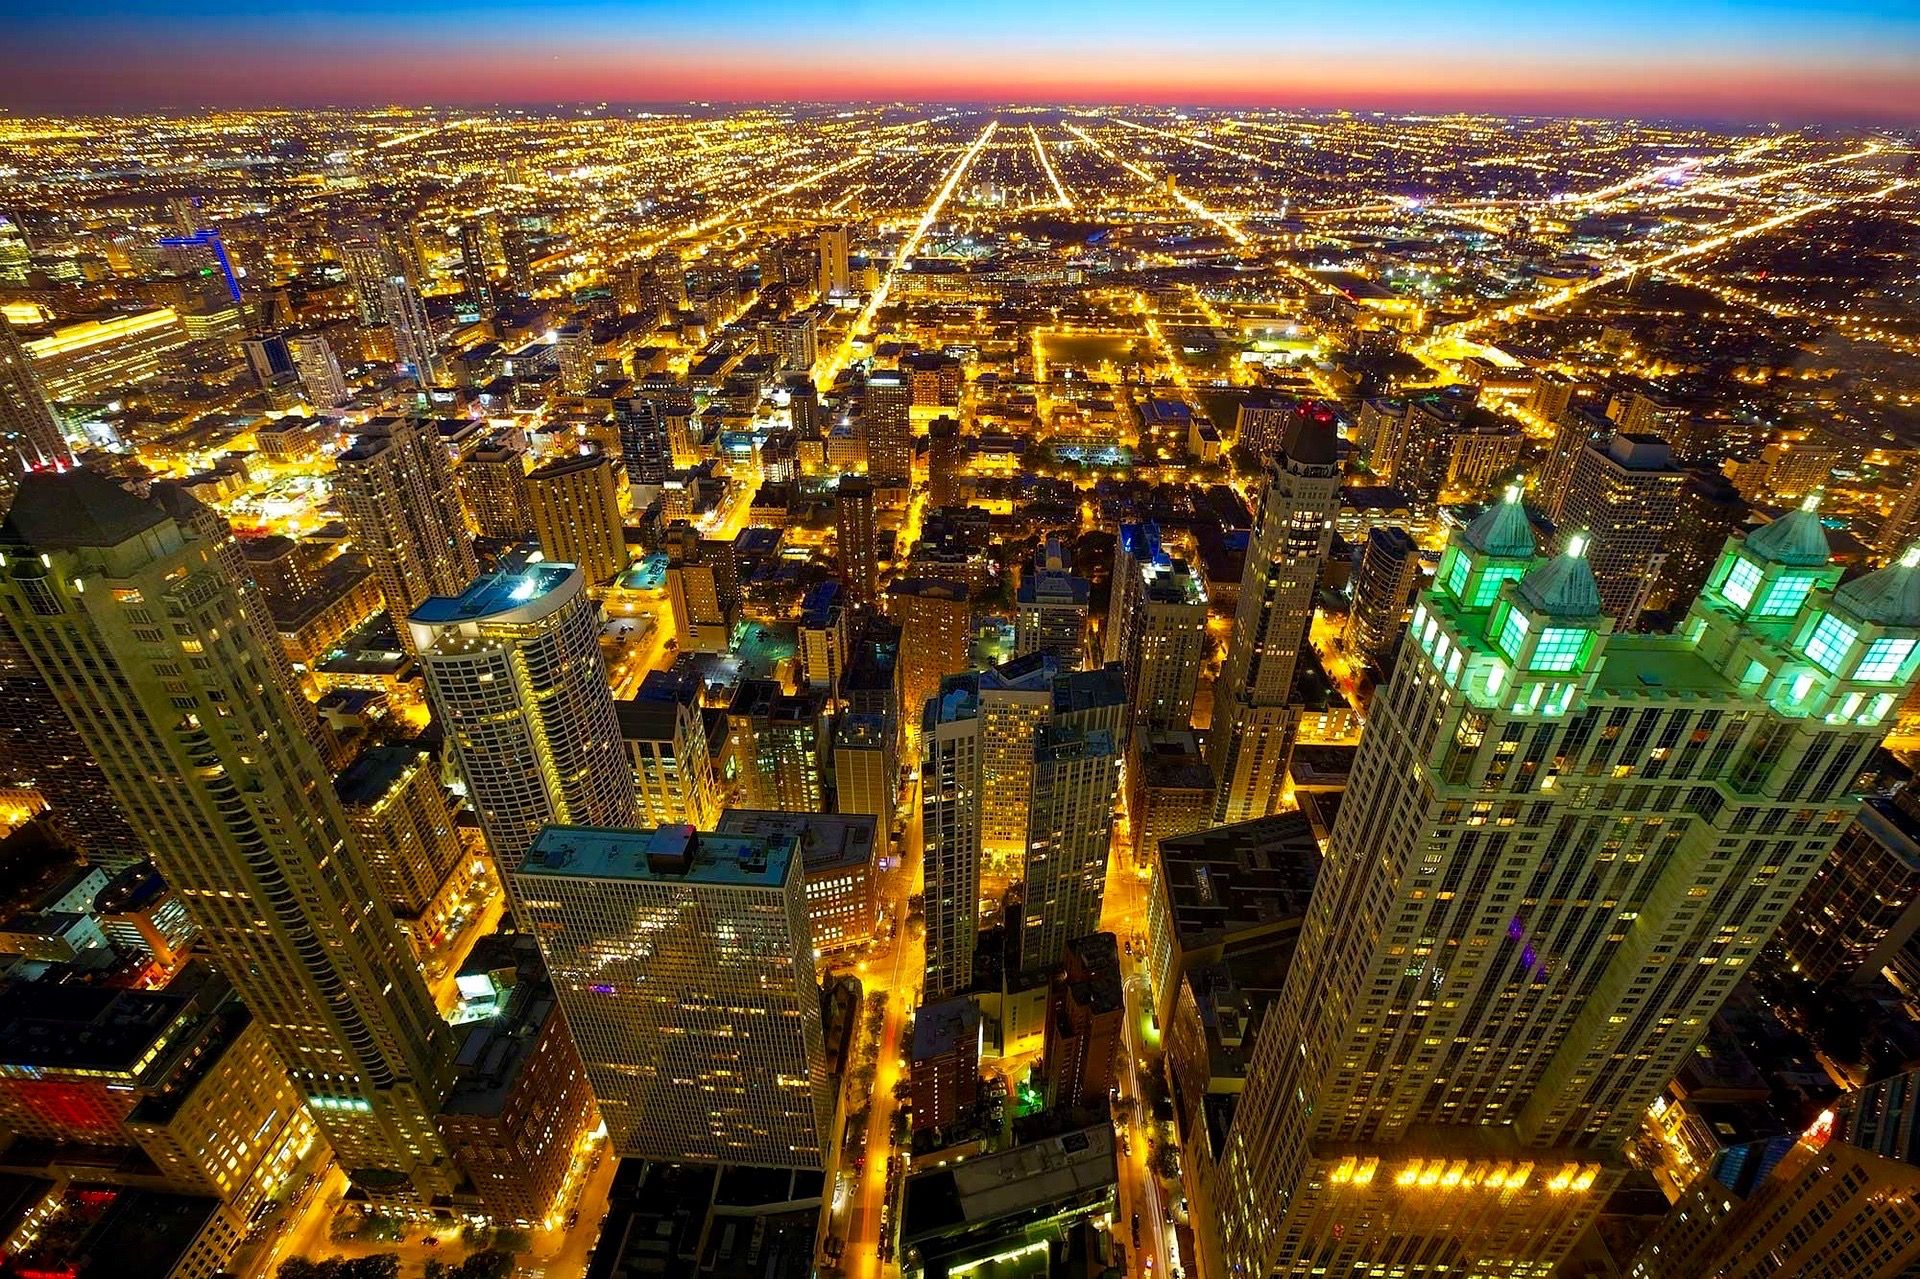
(409, 562), (580, 627)
(517, 824), (796, 889)
(1, 469), (168, 551)
(901, 1124), (1116, 1243)
(911, 995), (982, 1062)
(1157, 813), (1321, 953)
(1463, 488), (1536, 559)
(1742, 501), (1833, 569)
(715, 810), (877, 874)
(1517, 548), (1604, 618)
(1834, 553), (1920, 628)
(334, 744), (427, 807)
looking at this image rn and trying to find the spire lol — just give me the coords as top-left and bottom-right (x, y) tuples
(1743, 493), (1832, 568)
(1464, 484), (1536, 559)
(1833, 544), (1920, 628)
(1518, 532), (1604, 617)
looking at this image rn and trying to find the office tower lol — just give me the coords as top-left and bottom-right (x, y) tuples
(817, 224), (850, 298)
(1020, 724), (1119, 978)
(787, 374), (822, 441)
(333, 415), (478, 641)
(911, 997), (983, 1134)
(727, 679), (827, 814)
(381, 269), (445, 385)
(618, 671), (721, 830)
(1108, 522), (1209, 736)
(1235, 391), (1299, 461)
(1554, 433), (1684, 628)
(1539, 407), (1611, 521)
(837, 475), (879, 602)
(903, 349), (962, 407)
(979, 655), (1060, 852)
(1628, 1078), (1920, 1279)
(509, 823), (834, 1167)
(1352, 397), (1404, 470)
(1345, 524), (1419, 671)
(1132, 732), (1215, 860)
(799, 579), (850, 696)
(834, 712), (898, 823)
(335, 744), (464, 921)
(501, 225), (535, 296)
(410, 562), (637, 870)
(863, 369), (912, 489)
(1015, 535), (1091, 666)
(458, 220), (494, 312)
(287, 330), (349, 408)
(1660, 468), (1750, 608)
(1210, 415), (1340, 824)
(614, 396), (671, 488)
(1043, 932), (1123, 1111)
(335, 223), (395, 326)
(0, 471), (456, 1195)
(923, 676), (986, 1000)
(665, 522), (738, 652)
(758, 312), (818, 373)
(93, 861), (198, 966)
(1207, 498), (1920, 1278)
(527, 451), (627, 584)
(888, 577), (972, 730)
(460, 438), (534, 540)
(240, 332), (300, 406)
(554, 326), (594, 394)
(0, 314), (69, 510)
(1777, 781), (1920, 986)
(927, 415), (964, 507)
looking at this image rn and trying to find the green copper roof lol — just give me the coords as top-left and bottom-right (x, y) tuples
(1518, 551), (1604, 618)
(1742, 503), (1831, 568)
(1464, 487), (1536, 559)
(1834, 559), (1920, 628)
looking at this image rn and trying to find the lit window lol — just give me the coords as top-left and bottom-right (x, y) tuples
(1496, 608), (1530, 661)
(1754, 572), (1814, 619)
(1856, 637), (1916, 683)
(1804, 613), (1858, 675)
(1471, 565), (1526, 609)
(1529, 627), (1588, 673)
(1721, 556), (1763, 610)
(1445, 553), (1469, 600)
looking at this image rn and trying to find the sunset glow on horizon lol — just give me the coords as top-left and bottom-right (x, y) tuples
(3, 0), (1918, 121)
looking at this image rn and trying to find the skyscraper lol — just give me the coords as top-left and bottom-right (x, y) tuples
(0, 313), (70, 511)
(458, 220), (495, 312)
(817, 224), (851, 298)
(0, 470), (456, 1196)
(459, 439), (534, 540)
(664, 522), (738, 652)
(1206, 499), (1920, 1278)
(333, 415), (478, 645)
(618, 671), (722, 831)
(381, 268), (445, 385)
(864, 369), (912, 489)
(923, 676), (986, 1001)
(614, 396), (671, 488)
(888, 576), (972, 732)
(1108, 522), (1209, 737)
(334, 744), (465, 922)
(1210, 415), (1340, 823)
(508, 823), (834, 1167)
(1015, 535), (1091, 666)
(1553, 433), (1684, 628)
(501, 225), (535, 296)
(526, 450), (627, 584)
(287, 331), (350, 408)
(409, 562), (637, 871)
(1345, 524), (1419, 672)
(837, 475), (878, 602)
(1021, 724), (1120, 979)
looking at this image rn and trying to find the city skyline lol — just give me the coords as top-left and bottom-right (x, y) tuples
(2, 0), (1919, 122)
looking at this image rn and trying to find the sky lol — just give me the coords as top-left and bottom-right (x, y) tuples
(1, 0), (1917, 122)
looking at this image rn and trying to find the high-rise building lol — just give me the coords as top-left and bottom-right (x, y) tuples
(888, 576), (971, 731)
(1776, 782), (1920, 987)
(509, 823), (834, 1167)
(459, 438), (534, 540)
(287, 331), (350, 408)
(1108, 522), (1209, 737)
(614, 397), (671, 488)
(833, 711), (898, 823)
(726, 679), (827, 814)
(1539, 407), (1611, 522)
(527, 450), (627, 584)
(1234, 391), (1299, 461)
(910, 996), (982, 1135)
(0, 471), (457, 1195)
(335, 223), (396, 327)
(1015, 535), (1090, 666)
(333, 415), (478, 645)
(1021, 724), (1120, 979)
(1043, 932), (1123, 1112)
(380, 267), (444, 385)
(923, 676), (986, 1001)
(334, 744), (465, 920)
(1553, 433), (1684, 628)
(618, 670), (721, 831)
(1210, 415), (1340, 823)
(798, 579), (850, 696)
(837, 475), (878, 602)
(927, 415), (964, 507)
(817, 225), (851, 298)
(1628, 1079), (1920, 1279)
(664, 522), (738, 652)
(863, 370), (912, 490)
(501, 225), (535, 296)
(0, 313), (70, 512)
(1345, 524), (1419, 672)
(458, 221), (495, 312)
(1206, 499), (1920, 1278)
(409, 562), (637, 871)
